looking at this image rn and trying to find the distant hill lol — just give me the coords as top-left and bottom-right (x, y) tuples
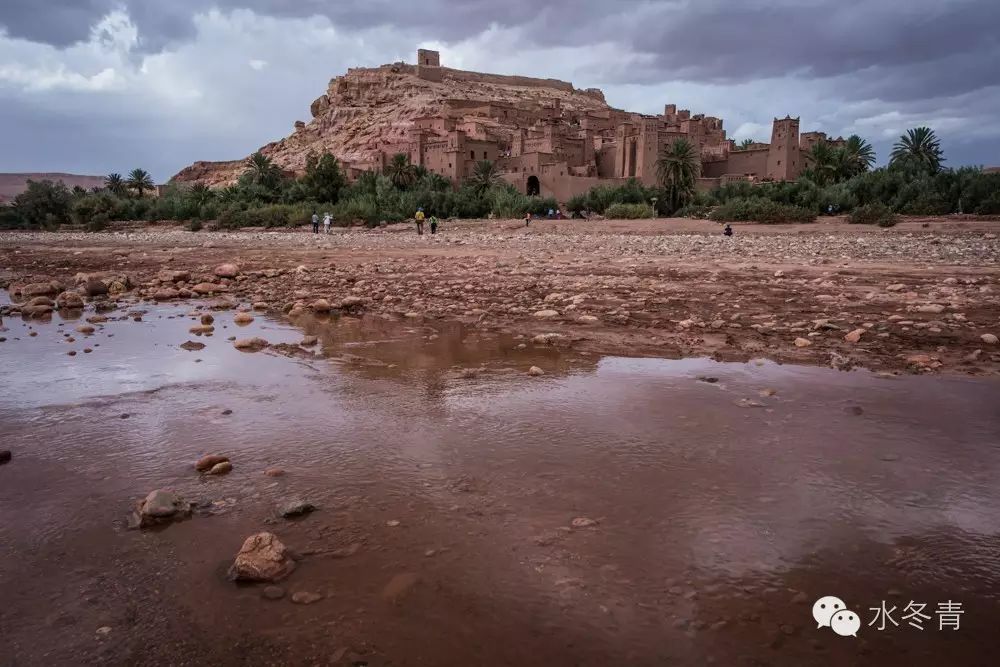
(0, 173), (106, 203)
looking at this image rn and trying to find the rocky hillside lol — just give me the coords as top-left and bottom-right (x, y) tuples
(171, 63), (612, 188)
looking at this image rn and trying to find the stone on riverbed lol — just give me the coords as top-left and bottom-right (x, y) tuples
(195, 454), (230, 471)
(228, 532), (296, 582)
(180, 340), (205, 351)
(528, 366), (545, 376)
(55, 291), (84, 309)
(208, 461), (233, 475)
(279, 499), (316, 518)
(214, 263), (240, 279)
(233, 312), (254, 325)
(234, 337), (269, 352)
(0, 449), (11, 465)
(192, 282), (228, 295)
(128, 489), (192, 529)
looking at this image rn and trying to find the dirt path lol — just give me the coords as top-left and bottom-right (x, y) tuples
(2, 216), (999, 376)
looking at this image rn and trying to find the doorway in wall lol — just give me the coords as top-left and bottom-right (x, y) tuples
(526, 175), (540, 196)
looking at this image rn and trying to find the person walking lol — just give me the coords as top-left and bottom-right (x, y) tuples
(524, 212), (531, 227)
(311, 212), (319, 234)
(430, 216), (438, 234)
(415, 208), (425, 235)
(723, 224), (733, 237)
(323, 212), (332, 234)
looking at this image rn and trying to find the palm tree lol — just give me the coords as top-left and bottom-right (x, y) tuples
(244, 152), (281, 187)
(890, 127), (943, 173)
(802, 141), (838, 186)
(737, 138), (756, 151)
(655, 138), (700, 212)
(469, 160), (501, 193)
(384, 153), (418, 189)
(104, 173), (127, 196)
(187, 183), (212, 207)
(125, 169), (154, 197)
(842, 135), (876, 175)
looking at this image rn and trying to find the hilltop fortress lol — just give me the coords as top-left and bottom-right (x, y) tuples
(173, 50), (842, 200)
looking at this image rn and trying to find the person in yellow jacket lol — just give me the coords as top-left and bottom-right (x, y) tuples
(415, 208), (425, 235)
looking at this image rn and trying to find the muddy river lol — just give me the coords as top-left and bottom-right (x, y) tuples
(1, 299), (999, 666)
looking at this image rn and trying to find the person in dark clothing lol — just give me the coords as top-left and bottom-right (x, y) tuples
(525, 213), (531, 227)
(311, 212), (319, 234)
(723, 224), (733, 237)
(430, 216), (438, 234)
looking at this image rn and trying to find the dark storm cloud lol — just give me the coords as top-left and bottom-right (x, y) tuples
(0, 0), (115, 45)
(619, 0), (1000, 98)
(4, 1), (996, 100)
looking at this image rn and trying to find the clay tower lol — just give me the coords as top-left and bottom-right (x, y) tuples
(766, 116), (800, 180)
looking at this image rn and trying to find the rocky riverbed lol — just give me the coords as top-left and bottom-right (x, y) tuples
(2, 216), (999, 376)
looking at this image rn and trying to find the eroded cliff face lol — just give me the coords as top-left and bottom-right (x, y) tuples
(171, 63), (611, 187)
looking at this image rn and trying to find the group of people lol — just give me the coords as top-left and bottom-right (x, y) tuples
(311, 212), (332, 234)
(414, 209), (439, 235)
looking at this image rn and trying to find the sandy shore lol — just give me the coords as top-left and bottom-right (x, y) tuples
(2, 215), (999, 375)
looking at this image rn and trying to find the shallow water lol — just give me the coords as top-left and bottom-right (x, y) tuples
(1, 300), (999, 666)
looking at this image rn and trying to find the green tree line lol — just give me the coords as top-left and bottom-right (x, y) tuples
(1, 127), (997, 231)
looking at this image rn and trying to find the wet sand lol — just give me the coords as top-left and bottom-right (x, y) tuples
(2, 301), (999, 666)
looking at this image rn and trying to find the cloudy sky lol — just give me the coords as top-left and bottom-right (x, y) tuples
(2, 0), (998, 182)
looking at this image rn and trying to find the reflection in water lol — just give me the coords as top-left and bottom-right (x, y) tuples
(1, 300), (999, 666)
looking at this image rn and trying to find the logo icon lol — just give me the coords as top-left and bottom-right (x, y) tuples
(813, 596), (860, 637)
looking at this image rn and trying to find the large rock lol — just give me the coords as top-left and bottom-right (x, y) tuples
(339, 296), (365, 311)
(84, 279), (110, 297)
(234, 337), (269, 352)
(157, 270), (191, 283)
(20, 281), (59, 297)
(129, 489), (192, 529)
(279, 499), (316, 518)
(981, 333), (998, 345)
(228, 532), (296, 582)
(195, 454), (230, 471)
(311, 298), (332, 312)
(533, 309), (559, 319)
(214, 263), (240, 279)
(153, 288), (180, 301)
(233, 312), (254, 325)
(55, 291), (85, 309)
(192, 282), (228, 295)
(21, 303), (53, 318)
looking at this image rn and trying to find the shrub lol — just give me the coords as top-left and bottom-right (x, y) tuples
(605, 202), (655, 219)
(709, 197), (815, 223)
(973, 194), (1000, 215)
(526, 196), (559, 216)
(72, 192), (123, 231)
(566, 194), (588, 213)
(849, 203), (898, 227)
(10, 180), (73, 229)
(675, 204), (713, 219)
(187, 219), (203, 232)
